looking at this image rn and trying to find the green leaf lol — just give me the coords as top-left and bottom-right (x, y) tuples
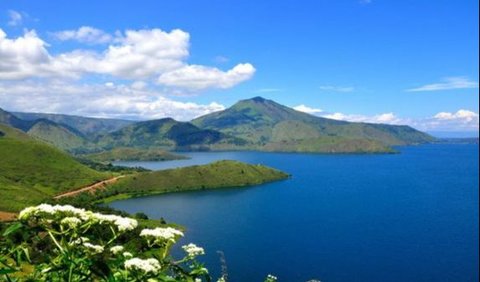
(2, 222), (22, 237)
(0, 268), (17, 275)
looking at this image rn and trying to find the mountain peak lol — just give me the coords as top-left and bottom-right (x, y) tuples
(250, 96), (267, 102)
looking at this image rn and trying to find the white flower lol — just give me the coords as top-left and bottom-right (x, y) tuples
(124, 258), (161, 274)
(90, 213), (138, 231)
(266, 274), (278, 281)
(217, 277), (226, 282)
(123, 252), (133, 258)
(60, 217), (82, 228)
(110, 245), (124, 255)
(18, 206), (36, 220)
(83, 242), (104, 253)
(195, 279), (202, 282)
(140, 227), (184, 242)
(70, 237), (90, 246)
(182, 243), (205, 257)
(19, 204), (87, 220)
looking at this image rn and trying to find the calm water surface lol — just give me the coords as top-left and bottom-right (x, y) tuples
(111, 145), (479, 282)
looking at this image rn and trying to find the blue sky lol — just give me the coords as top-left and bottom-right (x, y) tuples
(0, 0), (478, 134)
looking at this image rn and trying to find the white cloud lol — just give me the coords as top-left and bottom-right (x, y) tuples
(319, 85), (354, 92)
(407, 77), (479, 92)
(0, 80), (225, 120)
(321, 112), (402, 124)
(7, 10), (23, 26)
(293, 104), (323, 114)
(0, 29), (66, 80)
(319, 109), (478, 131)
(0, 28), (255, 90)
(157, 63), (255, 90)
(52, 26), (114, 44)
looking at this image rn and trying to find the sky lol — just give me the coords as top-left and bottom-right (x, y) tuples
(0, 0), (478, 135)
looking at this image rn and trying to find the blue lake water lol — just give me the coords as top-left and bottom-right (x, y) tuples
(110, 144), (479, 282)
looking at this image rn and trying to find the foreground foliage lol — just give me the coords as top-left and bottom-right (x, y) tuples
(0, 204), (278, 281)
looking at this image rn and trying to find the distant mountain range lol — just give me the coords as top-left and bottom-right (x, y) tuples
(1, 97), (435, 153)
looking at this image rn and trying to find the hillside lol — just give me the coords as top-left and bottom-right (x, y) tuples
(0, 107), (33, 131)
(192, 97), (434, 152)
(0, 124), (109, 211)
(96, 118), (247, 151)
(13, 111), (134, 137)
(98, 160), (289, 201)
(27, 119), (94, 152)
(82, 147), (188, 162)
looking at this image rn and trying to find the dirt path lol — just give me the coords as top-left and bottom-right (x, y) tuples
(54, 175), (125, 199)
(0, 211), (17, 221)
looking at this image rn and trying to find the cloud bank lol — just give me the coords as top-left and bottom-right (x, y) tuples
(0, 28), (256, 89)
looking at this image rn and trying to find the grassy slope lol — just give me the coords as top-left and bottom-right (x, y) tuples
(82, 147), (188, 162)
(0, 124), (109, 211)
(27, 119), (93, 152)
(101, 160), (289, 201)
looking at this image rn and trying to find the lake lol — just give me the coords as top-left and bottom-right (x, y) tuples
(110, 144), (479, 282)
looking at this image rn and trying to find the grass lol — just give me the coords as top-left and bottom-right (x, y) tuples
(0, 124), (110, 212)
(91, 160), (289, 202)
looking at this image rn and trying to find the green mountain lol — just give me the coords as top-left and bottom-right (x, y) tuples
(13, 111), (134, 137)
(0, 124), (109, 211)
(27, 119), (94, 152)
(192, 96), (434, 152)
(97, 118), (247, 151)
(0, 107), (33, 131)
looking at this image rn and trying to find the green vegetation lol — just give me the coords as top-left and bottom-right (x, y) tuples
(0, 204), (278, 281)
(0, 108), (32, 131)
(82, 147), (188, 162)
(13, 111), (134, 137)
(263, 136), (395, 153)
(0, 204), (209, 281)
(192, 96), (435, 152)
(4, 97), (435, 154)
(0, 124), (109, 212)
(27, 119), (94, 152)
(96, 118), (246, 151)
(96, 160), (289, 202)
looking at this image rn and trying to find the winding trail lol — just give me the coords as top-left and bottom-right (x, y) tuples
(0, 211), (16, 221)
(1, 176), (126, 222)
(54, 175), (125, 199)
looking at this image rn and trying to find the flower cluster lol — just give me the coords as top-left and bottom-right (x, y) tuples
(110, 245), (124, 255)
(60, 216), (82, 228)
(83, 242), (104, 254)
(18, 204), (138, 232)
(124, 258), (161, 274)
(265, 274), (278, 281)
(140, 227), (184, 242)
(182, 243), (205, 258)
